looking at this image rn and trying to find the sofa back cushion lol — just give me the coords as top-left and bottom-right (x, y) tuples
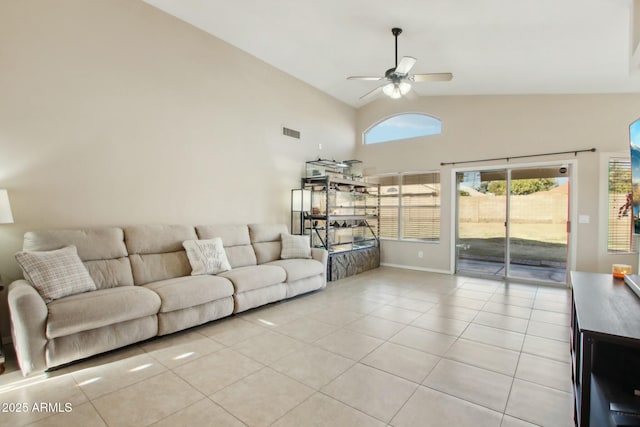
(249, 224), (288, 264)
(124, 225), (196, 285)
(22, 227), (133, 290)
(195, 225), (257, 268)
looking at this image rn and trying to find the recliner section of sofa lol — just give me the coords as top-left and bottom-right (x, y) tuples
(197, 224), (288, 313)
(124, 224), (235, 336)
(249, 223), (327, 299)
(8, 224), (327, 375)
(9, 227), (161, 374)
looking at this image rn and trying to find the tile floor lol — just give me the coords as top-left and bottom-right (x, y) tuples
(0, 267), (574, 427)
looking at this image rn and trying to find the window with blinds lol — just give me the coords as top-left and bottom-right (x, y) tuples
(370, 175), (400, 239)
(608, 158), (632, 253)
(401, 173), (441, 240)
(368, 172), (441, 241)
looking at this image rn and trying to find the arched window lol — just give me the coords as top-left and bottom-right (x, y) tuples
(364, 113), (442, 145)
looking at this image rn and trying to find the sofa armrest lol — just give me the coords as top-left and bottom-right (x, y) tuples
(8, 280), (48, 375)
(311, 248), (328, 287)
(311, 248), (328, 267)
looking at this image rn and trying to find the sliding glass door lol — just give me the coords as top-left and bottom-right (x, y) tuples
(508, 167), (569, 282)
(456, 170), (507, 277)
(455, 164), (570, 284)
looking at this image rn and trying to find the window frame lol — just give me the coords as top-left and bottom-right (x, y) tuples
(370, 171), (441, 243)
(606, 156), (633, 254)
(363, 112), (442, 145)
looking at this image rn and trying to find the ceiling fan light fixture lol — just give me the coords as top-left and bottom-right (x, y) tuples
(382, 82), (399, 98)
(382, 81), (411, 99)
(399, 81), (411, 95)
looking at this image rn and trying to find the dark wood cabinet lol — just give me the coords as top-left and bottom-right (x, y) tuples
(570, 271), (640, 427)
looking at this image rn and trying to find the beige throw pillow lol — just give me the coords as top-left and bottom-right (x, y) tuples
(183, 238), (231, 275)
(15, 245), (97, 303)
(280, 234), (312, 259)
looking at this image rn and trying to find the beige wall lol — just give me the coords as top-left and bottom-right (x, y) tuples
(356, 94), (640, 275)
(0, 0), (355, 339)
(1, 1), (639, 344)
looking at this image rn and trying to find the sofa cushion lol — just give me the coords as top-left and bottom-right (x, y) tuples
(83, 258), (134, 289)
(16, 246), (97, 303)
(144, 275), (234, 313)
(23, 227), (128, 260)
(183, 238), (231, 275)
(267, 259), (325, 283)
(249, 224), (288, 264)
(47, 316), (158, 369)
(280, 234), (311, 259)
(46, 286), (161, 338)
(218, 265), (286, 293)
(125, 224), (197, 254)
(125, 225), (197, 285)
(130, 252), (190, 286)
(234, 283), (287, 313)
(23, 227), (133, 289)
(196, 225), (257, 268)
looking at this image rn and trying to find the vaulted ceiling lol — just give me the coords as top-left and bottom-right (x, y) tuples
(144, 0), (640, 107)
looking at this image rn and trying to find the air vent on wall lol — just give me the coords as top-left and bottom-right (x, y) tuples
(283, 126), (301, 139)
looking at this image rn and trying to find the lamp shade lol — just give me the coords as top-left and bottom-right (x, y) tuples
(0, 189), (14, 224)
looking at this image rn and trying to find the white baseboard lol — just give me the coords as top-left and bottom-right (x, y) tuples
(380, 263), (453, 275)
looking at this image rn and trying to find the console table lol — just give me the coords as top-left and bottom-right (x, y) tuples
(570, 271), (640, 427)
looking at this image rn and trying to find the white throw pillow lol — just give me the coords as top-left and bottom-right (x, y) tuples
(183, 238), (232, 275)
(15, 245), (97, 303)
(280, 234), (312, 259)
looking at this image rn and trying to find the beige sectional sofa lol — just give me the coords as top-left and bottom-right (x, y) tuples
(8, 223), (327, 376)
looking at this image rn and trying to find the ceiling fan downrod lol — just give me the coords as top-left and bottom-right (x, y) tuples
(392, 27), (402, 69)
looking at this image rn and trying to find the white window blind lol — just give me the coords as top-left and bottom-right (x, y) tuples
(401, 173), (441, 240)
(608, 158), (632, 253)
(368, 172), (440, 241)
(371, 175), (400, 239)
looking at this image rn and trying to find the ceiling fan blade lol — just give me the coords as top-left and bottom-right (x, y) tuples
(359, 85), (384, 100)
(412, 72), (453, 82)
(347, 76), (384, 81)
(395, 56), (417, 75)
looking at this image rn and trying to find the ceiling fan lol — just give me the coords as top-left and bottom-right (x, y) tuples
(347, 27), (453, 100)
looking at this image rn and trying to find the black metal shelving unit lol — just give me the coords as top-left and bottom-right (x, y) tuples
(292, 160), (380, 281)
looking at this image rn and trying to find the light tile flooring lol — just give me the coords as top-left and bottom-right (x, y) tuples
(0, 267), (574, 427)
